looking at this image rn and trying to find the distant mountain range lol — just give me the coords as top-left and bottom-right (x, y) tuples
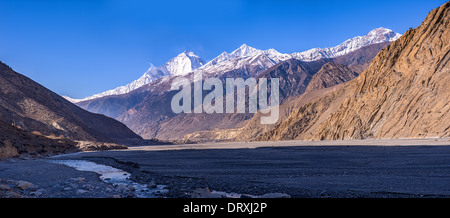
(66, 27), (400, 103)
(75, 27), (400, 140)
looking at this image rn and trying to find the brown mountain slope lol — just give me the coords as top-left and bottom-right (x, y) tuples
(0, 61), (142, 143)
(0, 118), (77, 159)
(235, 85), (345, 141)
(305, 62), (358, 92)
(258, 2), (450, 141)
(256, 59), (328, 103)
(254, 86), (349, 141)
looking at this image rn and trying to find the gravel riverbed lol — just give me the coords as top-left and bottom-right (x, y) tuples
(2, 139), (450, 198)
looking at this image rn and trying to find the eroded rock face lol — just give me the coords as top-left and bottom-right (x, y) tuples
(259, 2), (450, 141)
(255, 86), (348, 141)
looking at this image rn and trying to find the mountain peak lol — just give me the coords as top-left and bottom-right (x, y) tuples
(368, 27), (394, 35)
(71, 50), (205, 103)
(180, 50), (199, 58)
(369, 27), (390, 32)
(166, 50), (205, 76)
(231, 44), (261, 57)
(239, 43), (250, 49)
(365, 27), (401, 42)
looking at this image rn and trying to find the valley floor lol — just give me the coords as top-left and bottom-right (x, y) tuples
(1, 138), (450, 198)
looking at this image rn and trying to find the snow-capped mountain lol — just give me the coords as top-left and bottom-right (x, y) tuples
(163, 50), (205, 76)
(204, 44), (291, 68)
(196, 28), (400, 77)
(66, 27), (400, 103)
(68, 51), (205, 103)
(195, 44), (292, 77)
(291, 27), (401, 61)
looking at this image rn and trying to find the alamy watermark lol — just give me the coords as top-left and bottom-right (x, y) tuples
(170, 71), (279, 124)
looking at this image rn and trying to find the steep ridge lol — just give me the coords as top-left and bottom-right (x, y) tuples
(0, 61), (142, 144)
(258, 2), (450, 141)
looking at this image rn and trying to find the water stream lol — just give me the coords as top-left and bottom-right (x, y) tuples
(48, 159), (167, 198)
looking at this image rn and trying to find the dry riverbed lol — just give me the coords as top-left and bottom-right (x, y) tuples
(1, 138), (450, 198)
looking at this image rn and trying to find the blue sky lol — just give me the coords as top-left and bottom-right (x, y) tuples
(0, 0), (447, 98)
